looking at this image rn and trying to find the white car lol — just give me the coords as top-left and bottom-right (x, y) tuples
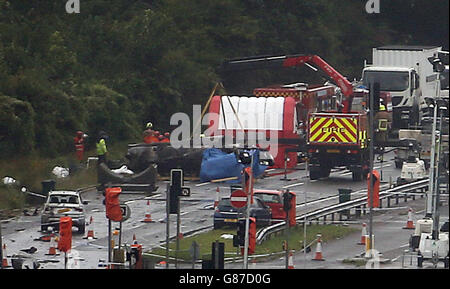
(41, 191), (87, 234)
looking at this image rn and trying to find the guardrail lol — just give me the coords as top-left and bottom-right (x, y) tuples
(256, 179), (431, 244)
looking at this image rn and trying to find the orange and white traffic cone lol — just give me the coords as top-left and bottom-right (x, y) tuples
(358, 223), (367, 245)
(214, 187), (220, 208)
(142, 200), (154, 223)
(132, 234), (137, 244)
(2, 244), (10, 268)
(312, 234), (325, 261)
(288, 251), (295, 269)
(45, 235), (60, 256)
(403, 208), (415, 230)
(83, 229), (97, 240)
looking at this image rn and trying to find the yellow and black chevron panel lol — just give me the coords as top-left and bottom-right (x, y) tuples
(309, 116), (358, 144)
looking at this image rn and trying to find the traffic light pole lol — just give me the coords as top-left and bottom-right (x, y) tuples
(108, 219), (112, 265)
(243, 155), (254, 269)
(368, 82), (377, 254)
(176, 196), (181, 269)
(166, 183), (170, 269)
(285, 209), (290, 269)
(0, 220), (3, 269)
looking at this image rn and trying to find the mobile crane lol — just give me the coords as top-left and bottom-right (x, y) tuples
(219, 54), (390, 180)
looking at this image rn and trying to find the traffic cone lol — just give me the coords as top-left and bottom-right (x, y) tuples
(288, 251), (295, 269)
(132, 234), (137, 244)
(214, 187), (220, 208)
(45, 235), (60, 256)
(2, 244), (10, 268)
(312, 234), (325, 261)
(358, 223), (367, 245)
(83, 229), (97, 239)
(142, 200), (154, 223)
(403, 208), (415, 229)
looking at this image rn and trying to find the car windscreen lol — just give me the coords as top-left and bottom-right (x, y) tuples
(254, 193), (281, 204)
(218, 198), (233, 210)
(362, 71), (409, 92)
(48, 194), (79, 204)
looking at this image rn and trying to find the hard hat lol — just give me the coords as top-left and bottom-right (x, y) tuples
(379, 104), (386, 111)
(146, 122), (153, 129)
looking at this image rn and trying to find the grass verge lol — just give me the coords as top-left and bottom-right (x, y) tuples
(146, 223), (358, 263)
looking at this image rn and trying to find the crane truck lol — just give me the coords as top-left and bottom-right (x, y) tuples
(218, 54), (390, 181)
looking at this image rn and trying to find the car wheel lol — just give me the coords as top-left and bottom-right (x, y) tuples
(417, 255), (423, 268)
(78, 223), (85, 234)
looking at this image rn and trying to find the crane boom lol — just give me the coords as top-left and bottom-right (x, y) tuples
(219, 54), (354, 97)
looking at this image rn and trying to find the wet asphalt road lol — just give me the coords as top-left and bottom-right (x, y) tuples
(1, 152), (447, 269)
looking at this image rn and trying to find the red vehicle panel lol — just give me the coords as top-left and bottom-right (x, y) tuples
(254, 190), (286, 221)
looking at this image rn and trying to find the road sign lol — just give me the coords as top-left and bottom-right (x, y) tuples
(230, 189), (247, 208)
(120, 204), (130, 221)
(180, 187), (191, 197)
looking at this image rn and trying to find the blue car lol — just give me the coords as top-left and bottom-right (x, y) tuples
(213, 197), (272, 229)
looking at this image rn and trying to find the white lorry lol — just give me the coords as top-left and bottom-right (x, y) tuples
(362, 46), (448, 130)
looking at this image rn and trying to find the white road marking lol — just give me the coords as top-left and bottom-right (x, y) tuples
(282, 182), (304, 189)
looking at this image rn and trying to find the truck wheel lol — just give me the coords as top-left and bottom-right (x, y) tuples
(320, 167), (331, 178)
(78, 223), (85, 235)
(309, 167), (321, 180)
(444, 256), (449, 269)
(417, 255), (423, 268)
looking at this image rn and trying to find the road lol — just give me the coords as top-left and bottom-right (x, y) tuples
(0, 152), (447, 269)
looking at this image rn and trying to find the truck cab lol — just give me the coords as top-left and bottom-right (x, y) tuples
(362, 46), (445, 130)
(362, 66), (419, 114)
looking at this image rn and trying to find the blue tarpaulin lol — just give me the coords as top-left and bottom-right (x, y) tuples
(199, 148), (267, 183)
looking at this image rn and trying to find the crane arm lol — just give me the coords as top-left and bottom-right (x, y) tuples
(219, 54), (354, 97)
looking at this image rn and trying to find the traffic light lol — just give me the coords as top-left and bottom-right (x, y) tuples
(243, 167), (254, 204)
(283, 190), (293, 212)
(169, 169), (183, 214)
(428, 55), (446, 73)
(105, 187), (122, 222)
(367, 170), (380, 208)
(58, 216), (72, 253)
(234, 219), (246, 247)
(368, 82), (381, 111)
(283, 190), (297, 227)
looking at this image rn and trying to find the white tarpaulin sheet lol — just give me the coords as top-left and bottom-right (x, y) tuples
(218, 96), (284, 131)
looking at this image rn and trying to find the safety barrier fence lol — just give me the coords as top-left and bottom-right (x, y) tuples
(256, 179), (431, 245)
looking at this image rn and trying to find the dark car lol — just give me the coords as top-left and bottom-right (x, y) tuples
(213, 197), (272, 229)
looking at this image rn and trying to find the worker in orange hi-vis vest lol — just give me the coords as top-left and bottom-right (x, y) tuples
(74, 131), (87, 162)
(161, 132), (170, 143)
(143, 122), (160, 143)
